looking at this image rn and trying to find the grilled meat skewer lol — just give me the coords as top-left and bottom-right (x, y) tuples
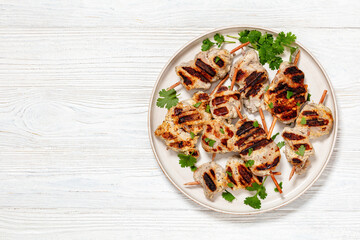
(209, 86), (241, 120)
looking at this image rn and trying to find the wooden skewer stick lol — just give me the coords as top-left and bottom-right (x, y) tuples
(167, 81), (181, 90)
(212, 153), (216, 161)
(184, 181), (200, 186)
(230, 69), (237, 91)
(210, 74), (229, 96)
(235, 106), (243, 119)
(258, 107), (268, 135)
(267, 117), (277, 139)
(270, 171), (283, 193)
(289, 89), (328, 181)
(293, 50), (301, 65)
(230, 41), (250, 54)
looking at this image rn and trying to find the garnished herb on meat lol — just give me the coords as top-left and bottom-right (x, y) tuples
(244, 177), (268, 209)
(190, 132), (195, 139)
(253, 121), (259, 127)
(201, 38), (215, 51)
(220, 127), (225, 134)
(226, 171), (232, 177)
(307, 93), (311, 101)
(205, 104), (211, 113)
(245, 160), (255, 167)
(271, 132), (279, 140)
(236, 30), (297, 70)
(248, 148), (253, 156)
(178, 153), (197, 168)
(227, 182), (235, 188)
(268, 102), (274, 109)
(193, 101), (202, 108)
(295, 145), (306, 156)
(222, 190), (236, 202)
(286, 91), (294, 99)
(301, 117), (307, 125)
(296, 102), (300, 106)
(265, 85), (269, 92)
(156, 89), (179, 109)
(274, 182), (283, 192)
(201, 33), (235, 51)
(190, 166), (197, 172)
(214, 56), (220, 63)
(205, 138), (216, 147)
(277, 141), (285, 149)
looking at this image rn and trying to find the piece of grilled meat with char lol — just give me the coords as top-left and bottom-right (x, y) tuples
(264, 62), (308, 124)
(201, 119), (236, 153)
(209, 86), (241, 120)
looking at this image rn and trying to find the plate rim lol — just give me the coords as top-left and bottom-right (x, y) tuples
(147, 25), (338, 215)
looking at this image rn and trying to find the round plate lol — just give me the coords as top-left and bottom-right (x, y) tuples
(148, 26), (338, 215)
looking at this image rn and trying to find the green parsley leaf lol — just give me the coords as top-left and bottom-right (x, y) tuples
(178, 153), (197, 168)
(244, 195), (261, 209)
(214, 56), (220, 63)
(245, 160), (255, 167)
(190, 132), (195, 139)
(265, 85), (269, 92)
(193, 101), (202, 108)
(301, 117), (307, 125)
(277, 141), (285, 149)
(274, 182), (283, 192)
(220, 127), (225, 134)
(205, 104), (210, 113)
(214, 33), (225, 47)
(253, 121), (259, 127)
(156, 89), (179, 110)
(307, 93), (311, 101)
(226, 171), (232, 177)
(248, 148), (253, 156)
(201, 38), (215, 51)
(205, 138), (216, 147)
(287, 91), (294, 99)
(296, 102), (300, 106)
(227, 182), (235, 188)
(190, 166), (197, 172)
(222, 190), (236, 202)
(268, 102), (274, 109)
(295, 145), (306, 156)
(271, 132), (279, 140)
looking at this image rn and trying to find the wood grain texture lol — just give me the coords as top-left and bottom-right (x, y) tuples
(0, 0), (359, 239)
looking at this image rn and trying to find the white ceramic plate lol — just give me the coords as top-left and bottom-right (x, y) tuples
(148, 26), (338, 215)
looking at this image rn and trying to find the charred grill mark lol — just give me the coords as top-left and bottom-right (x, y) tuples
(236, 121), (255, 136)
(197, 93), (209, 101)
(178, 113), (201, 124)
(226, 127), (234, 138)
(244, 72), (265, 87)
(235, 128), (266, 147)
(169, 140), (192, 149)
(195, 59), (216, 77)
(283, 132), (305, 140)
(214, 57), (224, 67)
(210, 169), (216, 178)
(235, 69), (245, 82)
(284, 66), (303, 75)
(217, 85), (228, 93)
(302, 110), (319, 116)
(306, 118), (329, 127)
(292, 74), (304, 83)
(213, 107), (229, 116)
(240, 138), (272, 155)
(278, 110), (298, 121)
(212, 93), (241, 106)
(174, 108), (183, 116)
(203, 172), (217, 192)
(206, 125), (213, 132)
(291, 158), (302, 165)
(161, 132), (176, 140)
(238, 165), (253, 185)
(221, 138), (228, 147)
(179, 72), (192, 86)
(183, 67), (210, 83)
(255, 156), (280, 171)
(226, 167), (237, 186)
(293, 143), (311, 150)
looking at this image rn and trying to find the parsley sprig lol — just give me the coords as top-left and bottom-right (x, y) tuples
(201, 33), (235, 51)
(244, 177), (268, 209)
(295, 145), (306, 156)
(222, 190), (236, 202)
(156, 89), (179, 109)
(236, 30), (297, 70)
(178, 153), (197, 169)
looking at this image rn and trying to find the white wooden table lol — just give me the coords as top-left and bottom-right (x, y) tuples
(0, 0), (359, 239)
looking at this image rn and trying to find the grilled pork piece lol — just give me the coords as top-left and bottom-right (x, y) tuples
(282, 127), (314, 174)
(209, 86), (241, 120)
(225, 155), (263, 190)
(201, 119), (236, 153)
(155, 92), (211, 157)
(176, 49), (233, 91)
(264, 62), (308, 124)
(231, 116), (281, 176)
(296, 103), (333, 139)
(230, 50), (270, 113)
(194, 162), (227, 200)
